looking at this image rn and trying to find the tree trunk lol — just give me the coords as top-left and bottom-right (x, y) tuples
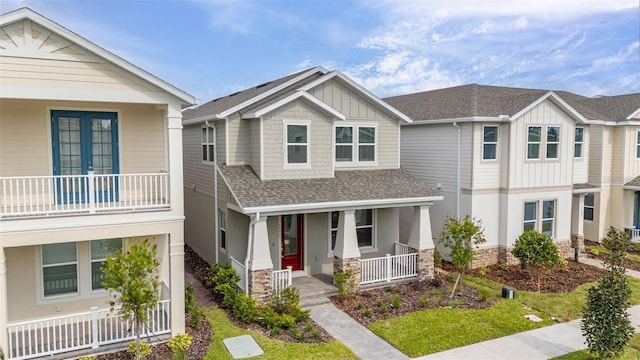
(450, 272), (461, 299)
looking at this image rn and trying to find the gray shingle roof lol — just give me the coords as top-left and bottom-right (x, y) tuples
(183, 67), (323, 120)
(218, 165), (440, 211)
(573, 183), (600, 192)
(626, 175), (640, 188)
(384, 84), (639, 122)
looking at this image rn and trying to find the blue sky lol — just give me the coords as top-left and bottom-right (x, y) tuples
(2, 0), (639, 104)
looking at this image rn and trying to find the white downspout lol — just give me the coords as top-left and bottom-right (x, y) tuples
(205, 120), (219, 264)
(453, 122), (461, 218)
(244, 212), (260, 295)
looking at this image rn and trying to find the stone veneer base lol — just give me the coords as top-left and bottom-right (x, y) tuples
(249, 268), (272, 304)
(334, 257), (361, 289)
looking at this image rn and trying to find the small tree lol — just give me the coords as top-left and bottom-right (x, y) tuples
(511, 230), (560, 293)
(582, 227), (633, 359)
(102, 238), (160, 359)
(437, 215), (485, 298)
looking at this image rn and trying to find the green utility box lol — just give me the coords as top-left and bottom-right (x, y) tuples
(502, 286), (515, 299)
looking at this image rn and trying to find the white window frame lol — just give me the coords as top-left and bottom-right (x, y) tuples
(545, 126), (560, 160)
(335, 125), (354, 163)
(636, 130), (640, 159)
(40, 243), (79, 299)
(334, 124), (377, 166)
(482, 125), (498, 161)
(357, 126), (376, 163)
(201, 126), (215, 164)
(283, 120), (310, 168)
(327, 209), (376, 256)
(574, 127), (584, 158)
(219, 210), (226, 251)
(527, 126), (541, 160)
(523, 199), (556, 238)
(90, 238), (123, 292)
(584, 193), (594, 222)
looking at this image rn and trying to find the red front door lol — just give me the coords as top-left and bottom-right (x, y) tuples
(281, 214), (304, 271)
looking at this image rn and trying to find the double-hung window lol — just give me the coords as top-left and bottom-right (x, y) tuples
(329, 209), (375, 251)
(42, 243), (78, 297)
(286, 124), (308, 164)
(335, 126), (353, 162)
(201, 126), (215, 163)
(574, 127), (584, 158)
(219, 211), (226, 250)
(527, 126), (541, 159)
(483, 126), (498, 160)
(358, 127), (376, 162)
(637, 130), (640, 159)
(584, 193), (594, 221)
(523, 200), (556, 237)
(546, 126), (560, 159)
(90, 238), (123, 291)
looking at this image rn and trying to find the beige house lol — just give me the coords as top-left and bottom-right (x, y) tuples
(386, 85), (600, 267)
(0, 8), (194, 359)
(182, 66), (442, 301)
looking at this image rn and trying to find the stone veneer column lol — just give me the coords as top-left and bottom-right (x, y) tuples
(0, 246), (7, 354)
(407, 205), (435, 281)
(333, 210), (361, 288)
(249, 216), (273, 303)
(571, 194), (586, 252)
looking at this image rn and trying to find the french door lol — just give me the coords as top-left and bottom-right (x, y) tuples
(281, 214), (304, 271)
(51, 110), (119, 204)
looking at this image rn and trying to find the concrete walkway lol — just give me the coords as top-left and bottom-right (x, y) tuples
(309, 258), (640, 360)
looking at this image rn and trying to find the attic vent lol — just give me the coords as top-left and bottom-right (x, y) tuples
(256, 81), (273, 88)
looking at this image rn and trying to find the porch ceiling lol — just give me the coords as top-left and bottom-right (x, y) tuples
(218, 165), (440, 212)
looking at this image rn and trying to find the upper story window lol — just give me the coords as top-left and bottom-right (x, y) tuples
(584, 193), (594, 221)
(482, 126), (498, 160)
(574, 127), (584, 158)
(637, 130), (640, 159)
(523, 200), (556, 237)
(201, 126), (215, 163)
(42, 243), (78, 297)
(335, 126), (353, 162)
(90, 238), (123, 291)
(219, 211), (226, 250)
(358, 127), (376, 162)
(286, 124), (308, 164)
(546, 126), (560, 159)
(527, 126), (541, 159)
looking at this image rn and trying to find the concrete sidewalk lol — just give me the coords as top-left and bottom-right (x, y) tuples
(310, 257), (640, 360)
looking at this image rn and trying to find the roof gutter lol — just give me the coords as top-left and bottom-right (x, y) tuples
(182, 113), (224, 126)
(403, 116), (508, 126)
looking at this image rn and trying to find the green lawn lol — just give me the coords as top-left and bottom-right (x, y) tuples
(552, 333), (640, 359)
(202, 307), (358, 360)
(367, 275), (640, 357)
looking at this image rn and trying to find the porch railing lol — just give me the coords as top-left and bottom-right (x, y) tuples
(272, 266), (293, 296)
(230, 256), (247, 292)
(361, 253), (418, 285)
(626, 228), (640, 243)
(0, 172), (170, 218)
(394, 242), (411, 255)
(6, 300), (171, 360)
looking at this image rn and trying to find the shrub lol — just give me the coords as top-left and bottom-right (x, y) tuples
(128, 341), (151, 359)
(168, 333), (192, 360)
(478, 287), (492, 302)
(433, 247), (443, 268)
(232, 292), (259, 323)
(391, 293), (402, 309)
(259, 305), (296, 329)
(185, 283), (202, 330)
(589, 247), (601, 256)
(511, 230), (559, 293)
(334, 269), (357, 298)
(207, 264), (240, 290)
(0, 347), (4, 360)
(500, 263), (510, 271)
(478, 266), (490, 277)
(363, 308), (372, 317)
(582, 227), (633, 359)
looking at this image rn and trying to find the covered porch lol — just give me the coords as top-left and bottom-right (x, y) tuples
(624, 177), (640, 242)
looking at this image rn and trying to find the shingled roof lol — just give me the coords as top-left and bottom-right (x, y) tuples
(625, 175), (640, 189)
(384, 84), (640, 123)
(218, 165), (441, 212)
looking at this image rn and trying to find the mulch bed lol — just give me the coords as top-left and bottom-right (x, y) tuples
(585, 239), (640, 272)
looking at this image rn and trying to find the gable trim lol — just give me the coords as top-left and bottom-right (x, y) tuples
(299, 71), (412, 123)
(241, 91), (346, 120)
(0, 8), (195, 105)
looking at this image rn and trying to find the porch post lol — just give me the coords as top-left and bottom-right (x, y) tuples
(571, 194), (585, 252)
(0, 246), (7, 353)
(169, 229), (185, 335)
(248, 216), (273, 303)
(333, 210), (361, 288)
(407, 205), (435, 281)
(166, 104), (184, 216)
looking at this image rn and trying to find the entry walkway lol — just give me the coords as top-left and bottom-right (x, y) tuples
(308, 257), (640, 360)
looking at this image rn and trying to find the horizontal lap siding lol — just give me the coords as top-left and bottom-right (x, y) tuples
(623, 126), (640, 183)
(573, 126), (589, 184)
(119, 105), (165, 173)
(227, 114), (249, 165)
(588, 125), (603, 185)
(249, 119), (261, 177)
(183, 124), (215, 196)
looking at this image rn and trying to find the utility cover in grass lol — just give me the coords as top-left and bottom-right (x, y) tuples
(524, 314), (543, 322)
(223, 334), (264, 359)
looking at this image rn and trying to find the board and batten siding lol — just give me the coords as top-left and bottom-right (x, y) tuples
(183, 124), (215, 197)
(0, 99), (166, 177)
(308, 78), (390, 120)
(508, 100), (576, 189)
(260, 99), (334, 180)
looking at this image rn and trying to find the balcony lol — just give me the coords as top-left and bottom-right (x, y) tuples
(626, 228), (640, 243)
(0, 172), (170, 219)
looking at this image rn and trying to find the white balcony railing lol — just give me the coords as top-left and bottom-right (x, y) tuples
(6, 300), (171, 360)
(0, 172), (170, 218)
(272, 266), (293, 296)
(394, 242), (411, 255)
(361, 253), (418, 285)
(626, 228), (640, 243)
